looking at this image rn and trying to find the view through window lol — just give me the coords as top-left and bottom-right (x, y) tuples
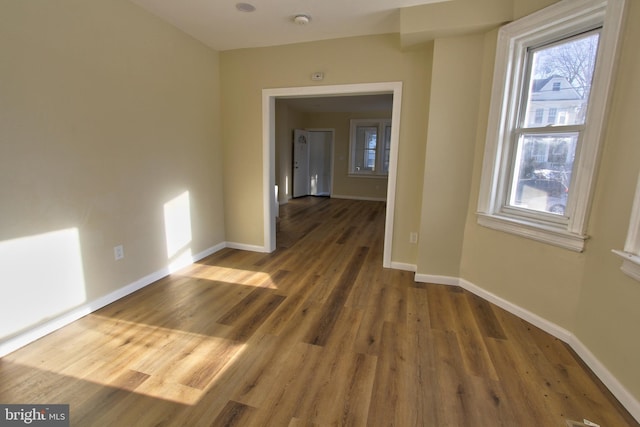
(508, 31), (600, 216)
(349, 119), (391, 176)
(354, 125), (378, 172)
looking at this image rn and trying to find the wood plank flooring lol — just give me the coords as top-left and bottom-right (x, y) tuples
(1, 196), (638, 426)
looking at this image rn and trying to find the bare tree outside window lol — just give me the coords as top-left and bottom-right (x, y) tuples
(535, 33), (600, 99)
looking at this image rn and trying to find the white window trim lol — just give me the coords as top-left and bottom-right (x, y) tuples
(348, 118), (391, 177)
(477, 0), (626, 252)
(612, 173), (640, 281)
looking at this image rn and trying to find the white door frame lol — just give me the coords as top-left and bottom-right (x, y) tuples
(262, 82), (403, 268)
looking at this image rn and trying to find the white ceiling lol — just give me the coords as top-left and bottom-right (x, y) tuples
(129, 0), (449, 51)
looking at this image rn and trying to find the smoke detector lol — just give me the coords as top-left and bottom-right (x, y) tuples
(236, 3), (256, 12)
(293, 14), (311, 25)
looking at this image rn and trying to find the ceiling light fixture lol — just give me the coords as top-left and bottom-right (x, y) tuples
(236, 3), (256, 12)
(293, 14), (311, 25)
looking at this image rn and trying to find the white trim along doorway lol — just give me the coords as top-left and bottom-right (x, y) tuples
(262, 82), (403, 268)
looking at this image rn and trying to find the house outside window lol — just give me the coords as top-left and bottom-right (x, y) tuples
(476, 0), (626, 252)
(349, 119), (391, 176)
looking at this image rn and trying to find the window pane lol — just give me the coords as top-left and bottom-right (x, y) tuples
(534, 109), (544, 124)
(509, 133), (577, 215)
(523, 31), (600, 128)
(355, 126), (377, 172)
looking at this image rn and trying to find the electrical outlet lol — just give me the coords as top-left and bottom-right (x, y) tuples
(409, 232), (418, 244)
(114, 245), (124, 261)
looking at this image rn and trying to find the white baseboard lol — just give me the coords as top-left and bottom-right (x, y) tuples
(457, 277), (573, 342)
(413, 273), (640, 423)
(414, 273), (459, 287)
(225, 241), (270, 253)
(390, 261), (417, 272)
(193, 242), (226, 260)
(331, 194), (387, 202)
(0, 241), (227, 358)
(567, 335), (640, 423)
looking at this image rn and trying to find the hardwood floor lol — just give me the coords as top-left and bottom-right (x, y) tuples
(1, 197), (637, 426)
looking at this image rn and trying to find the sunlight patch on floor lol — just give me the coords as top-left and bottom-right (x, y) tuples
(5, 314), (248, 406)
(176, 265), (277, 289)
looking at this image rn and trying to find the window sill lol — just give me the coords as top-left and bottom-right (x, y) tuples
(612, 250), (640, 282)
(477, 213), (587, 252)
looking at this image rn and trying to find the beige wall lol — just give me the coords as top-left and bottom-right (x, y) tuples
(457, 25), (585, 330)
(512, 0), (559, 20)
(220, 34), (432, 263)
(400, 0), (512, 46)
(417, 34), (485, 278)
(0, 0), (224, 339)
(573, 0), (640, 399)
(455, 0), (640, 402)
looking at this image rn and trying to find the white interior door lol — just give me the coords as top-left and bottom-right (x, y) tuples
(308, 131), (332, 196)
(293, 129), (310, 198)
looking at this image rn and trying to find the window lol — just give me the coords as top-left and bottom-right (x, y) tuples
(509, 28), (599, 217)
(613, 173), (640, 281)
(534, 109), (544, 124)
(349, 119), (391, 176)
(382, 122), (392, 173)
(477, 0), (625, 252)
(558, 111), (567, 124)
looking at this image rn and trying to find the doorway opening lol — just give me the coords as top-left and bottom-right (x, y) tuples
(292, 129), (334, 198)
(262, 82), (403, 268)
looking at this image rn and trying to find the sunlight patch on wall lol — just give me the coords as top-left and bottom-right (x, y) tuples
(164, 191), (193, 273)
(0, 228), (86, 339)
